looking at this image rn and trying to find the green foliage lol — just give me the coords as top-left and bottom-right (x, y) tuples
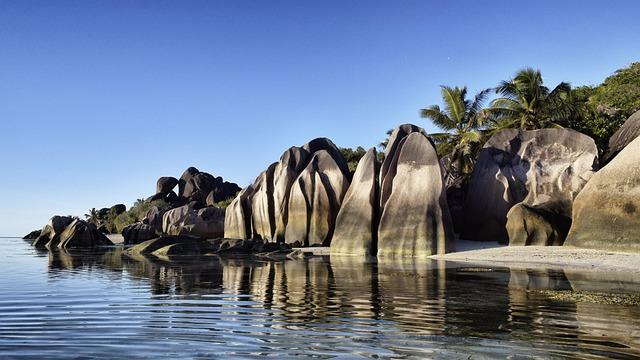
(113, 199), (172, 234)
(588, 62), (640, 114)
(421, 86), (490, 186)
(339, 146), (367, 173)
(215, 196), (236, 209)
(488, 67), (578, 130)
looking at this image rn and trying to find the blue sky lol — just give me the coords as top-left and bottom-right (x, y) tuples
(1, 0), (639, 236)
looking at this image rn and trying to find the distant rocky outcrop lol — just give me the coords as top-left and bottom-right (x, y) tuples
(162, 202), (225, 239)
(224, 138), (351, 246)
(57, 219), (113, 249)
(153, 168), (240, 206)
(602, 109), (640, 164)
(565, 135), (640, 252)
(463, 129), (598, 245)
(32, 215), (75, 248)
(32, 216), (113, 249)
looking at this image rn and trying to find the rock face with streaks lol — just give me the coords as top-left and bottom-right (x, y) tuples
(56, 219), (113, 249)
(330, 148), (379, 256)
(162, 202), (225, 239)
(32, 215), (75, 248)
(376, 129), (454, 258)
(603, 110), (640, 164)
(224, 138), (350, 245)
(565, 135), (640, 252)
(224, 185), (255, 240)
(463, 129), (599, 245)
(285, 149), (350, 246)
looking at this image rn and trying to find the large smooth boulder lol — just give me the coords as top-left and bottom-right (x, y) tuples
(163, 202), (225, 239)
(379, 124), (428, 207)
(273, 147), (310, 242)
(603, 110), (640, 163)
(506, 203), (567, 246)
(32, 215), (75, 248)
(178, 167), (200, 198)
(142, 206), (165, 233)
(377, 131), (454, 258)
(156, 176), (178, 194)
(183, 172), (217, 204)
(251, 163), (277, 241)
(565, 136), (640, 252)
(57, 219), (113, 249)
(224, 185), (255, 239)
(285, 150), (350, 246)
(463, 129), (598, 244)
(330, 148), (379, 256)
(122, 223), (157, 245)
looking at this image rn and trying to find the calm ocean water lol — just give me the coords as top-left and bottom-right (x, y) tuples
(1, 237), (639, 359)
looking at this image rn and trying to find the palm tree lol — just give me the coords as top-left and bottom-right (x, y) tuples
(420, 85), (491, 186)
(488, 67), (578, 130)
(84, 208), (99, 225)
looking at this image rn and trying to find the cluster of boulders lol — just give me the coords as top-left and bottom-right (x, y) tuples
(122, 167), (241, 245)
(224, 125), (454, 258)
(24, 109), (640, 255)
(462, 128), (599, 245)
(30, 216), (113, 249)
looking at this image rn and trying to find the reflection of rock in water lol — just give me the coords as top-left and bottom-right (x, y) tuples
(329, 256), (380, 319)
(507, 269), (640, 357)
(48, 247), (122, 272)
(376, 259), (447, 335)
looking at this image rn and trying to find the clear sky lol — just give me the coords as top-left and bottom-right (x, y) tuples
(1, 0), (639, 236)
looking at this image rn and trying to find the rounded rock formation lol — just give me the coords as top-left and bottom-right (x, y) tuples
(377, 131), (454, 258)
(156, 176), (179, 195)
(603, 110), (640, 164)
(463, 128), (598, 244)
(565, 135), (640, 252)
(330, 147), (379, 257)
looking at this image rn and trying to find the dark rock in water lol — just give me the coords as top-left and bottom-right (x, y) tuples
(463, 128), (598, 244)
(162, 202), (225, 239)
(377, 130), (454, 258)
(110, 204), (126, 216)
(125, 235), (291, 259)
(565, 135), (640, 252)
(33, 215), (75, 248)
(122, 223), (158, 245)
(330, 147), (379, 257)
(156, 176), (179, 195)
(506, 203), (569, 246)
(285, 150), (350, 246)
(56, 219), (113, 249)
(125, 235), (202, 257)
(23, 230), (41, 240)
(603, 110), (640, 164)
(178, 167), (200, 198)
(224, 185), (255, 240)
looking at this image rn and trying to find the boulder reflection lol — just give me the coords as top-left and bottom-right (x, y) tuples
(44, 248), (640, 356)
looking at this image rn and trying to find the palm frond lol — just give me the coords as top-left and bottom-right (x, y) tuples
(420, 105), (457, 130)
